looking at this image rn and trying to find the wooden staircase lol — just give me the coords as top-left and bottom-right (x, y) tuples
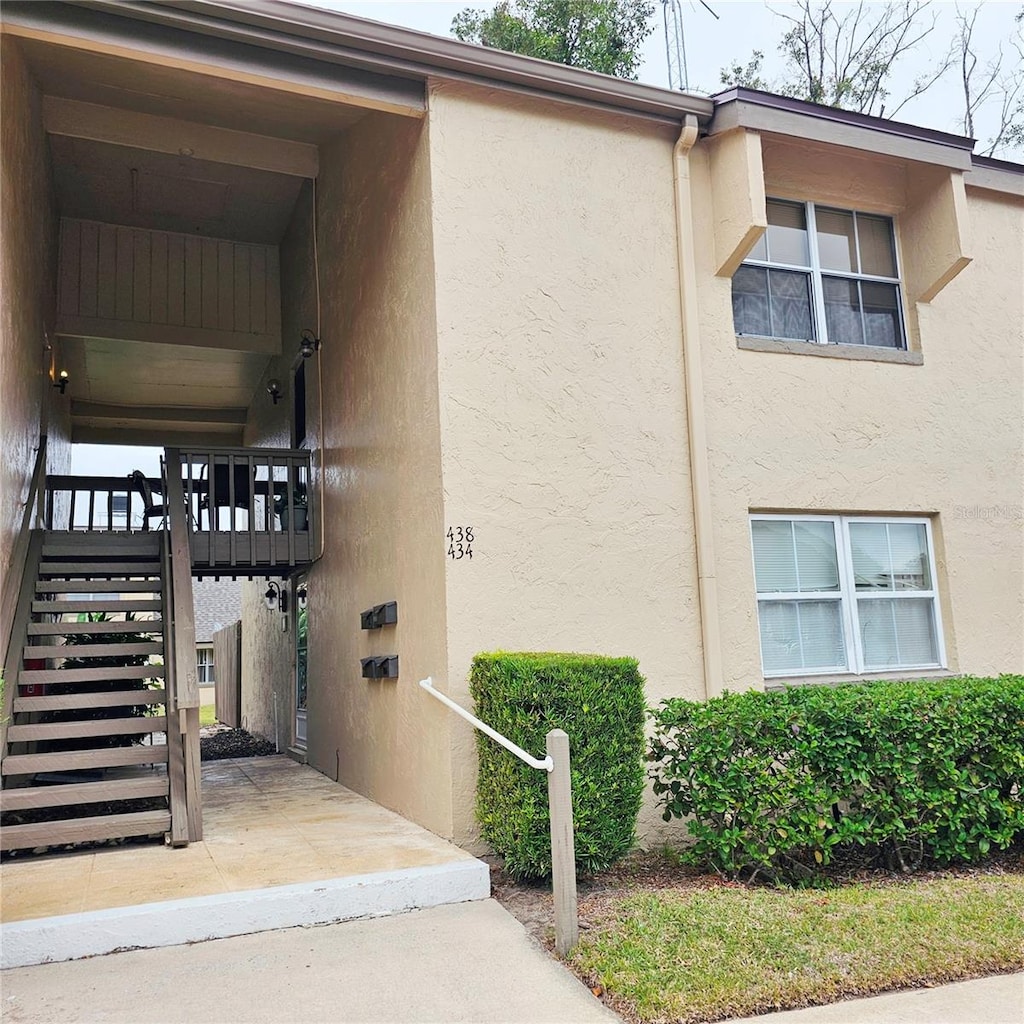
(1, 532), (175, 852)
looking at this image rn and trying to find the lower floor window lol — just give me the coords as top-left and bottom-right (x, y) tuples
(197, 647), (215, 684)
(750, 514), (945, 677)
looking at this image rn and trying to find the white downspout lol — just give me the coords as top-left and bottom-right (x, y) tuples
(673, 114), (723, 699)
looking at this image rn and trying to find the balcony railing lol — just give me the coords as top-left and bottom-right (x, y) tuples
(172, 447), (313, 574)
(43, 446), (314, 576)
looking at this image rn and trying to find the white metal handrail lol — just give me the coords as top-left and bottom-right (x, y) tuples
(419, 675), (578, 955)
(419, 677), (552, 772)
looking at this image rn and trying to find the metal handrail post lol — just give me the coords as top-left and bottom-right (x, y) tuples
(419, 677), (579, 954)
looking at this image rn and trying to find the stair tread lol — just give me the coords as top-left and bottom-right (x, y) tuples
(0, 777), (169, 812)
(23, 642), (164, 660)
(28, 621), (162, 636)
(0, 810), (171, 851)
(35, 580), (161, 593)
(32, 599), (162, 613)
(13, 689), (167, 713)
(2, 744), (169, 776)
(19, 665), (163, 684)
(7, 716), (167, 742)
(39, 561), (161, 576)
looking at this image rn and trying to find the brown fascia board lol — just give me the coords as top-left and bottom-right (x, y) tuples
(48, 0), (714, 126)
(711, 87), (977, 171)
(966, 154), (1024, 198)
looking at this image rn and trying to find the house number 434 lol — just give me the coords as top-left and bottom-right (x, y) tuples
(446, 526), (474, 560)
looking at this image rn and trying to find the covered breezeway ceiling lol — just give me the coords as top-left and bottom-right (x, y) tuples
(2, 1), (426, 446)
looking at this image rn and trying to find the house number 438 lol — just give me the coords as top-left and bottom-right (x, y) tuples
(446, 526), (474, 560)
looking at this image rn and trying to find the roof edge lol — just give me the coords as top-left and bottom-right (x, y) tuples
(712, 87), (976, 151)
(66, 0), (714, 125)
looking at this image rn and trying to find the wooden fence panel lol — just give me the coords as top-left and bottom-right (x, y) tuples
(213, 620), (242, 729)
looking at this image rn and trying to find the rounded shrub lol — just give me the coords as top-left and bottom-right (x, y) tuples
(471, 651), (646, 881)
(649, 674), (1024, 882)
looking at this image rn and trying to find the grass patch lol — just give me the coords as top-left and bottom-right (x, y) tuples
(199, 702), (218, 727)
(569, 873), (1024, 1023)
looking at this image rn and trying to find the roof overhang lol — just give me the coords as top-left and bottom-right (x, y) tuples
(710, 87), (977, 172)
(2, 0), (714, 127)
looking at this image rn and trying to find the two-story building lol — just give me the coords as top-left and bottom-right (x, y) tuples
(2, 0), (1021, 854)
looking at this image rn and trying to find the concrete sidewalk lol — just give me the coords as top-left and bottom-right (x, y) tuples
(731, 972), (1024, 1024)
(0, 899), (618, 1024)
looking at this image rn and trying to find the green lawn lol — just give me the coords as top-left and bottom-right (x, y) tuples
(199, 702), (218, 727)
(568, 873), (1024, 1023)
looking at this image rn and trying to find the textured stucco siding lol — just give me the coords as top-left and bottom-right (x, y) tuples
(0, 37), (69, 636)
(691, 141), (1024, 688)
(427, 82), (703, 845)
(245, 112), (453, 838)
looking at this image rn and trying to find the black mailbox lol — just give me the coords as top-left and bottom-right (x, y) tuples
(360, 602), (398, 630)
(360, 655), (399, 679)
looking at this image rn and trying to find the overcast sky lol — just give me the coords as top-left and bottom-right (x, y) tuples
(308, 0), (1023, 157)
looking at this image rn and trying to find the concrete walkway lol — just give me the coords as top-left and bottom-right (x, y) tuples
(0, 899), (619, 1024)
(731, 973), (1024, 1024)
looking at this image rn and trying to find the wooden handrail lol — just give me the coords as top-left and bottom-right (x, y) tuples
(1, 435), (47, 693)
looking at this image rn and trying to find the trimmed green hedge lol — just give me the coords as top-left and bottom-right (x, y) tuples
(471, 652), (646, 880)
(649, 675), (1024, 882)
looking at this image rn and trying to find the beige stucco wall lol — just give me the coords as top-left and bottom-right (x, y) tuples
(427, 82), (704, 846)
(690, 138), (1024, 690)
(240, 79), (1021, 854)
(243, 112), (454, 838)
(0, 36), (69, 635)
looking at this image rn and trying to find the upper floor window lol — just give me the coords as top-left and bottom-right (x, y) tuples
(732, 200), (906, 350)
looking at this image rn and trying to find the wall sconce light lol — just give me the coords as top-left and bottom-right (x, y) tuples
(264, 580), (288, 614)
(297, 585), (308, 611)
(299, 330), (321, 359)
(53, 369), (69, 394)
(267, 379), (282, 405)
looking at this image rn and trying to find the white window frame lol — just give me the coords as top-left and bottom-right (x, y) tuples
(735, 200), (907, 350)
(750, 513), (946, 678)
(197, 646), (215, 685)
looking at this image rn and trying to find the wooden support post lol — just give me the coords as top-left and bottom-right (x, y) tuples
(546, 728), (579, 956)
(182, 706), (203, 842)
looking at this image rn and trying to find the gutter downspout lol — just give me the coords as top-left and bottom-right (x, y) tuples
(673, 114), (723, 699)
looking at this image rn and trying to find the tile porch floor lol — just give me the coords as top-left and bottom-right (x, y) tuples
(1, 756), (476, 923)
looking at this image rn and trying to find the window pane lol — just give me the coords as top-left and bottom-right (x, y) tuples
(752, 520), (797, 592)
(758, 599), (846, 673)
(856, 214), (897, 277)
(748, 231), (768, 262)
(732, 265), (771, 336)
(793, 520), (840, 591)
(861, 281), (903, 349)
(753, 519), (839, 593)
(768, 269), (814, 340)
(850, 521), (932, 592)
(816, 208), (857, 272)
(766, 200), (809, 266)
(822, 276), (864, 345)
(849, 522), (892, 591)
(858, 597), (938, 668)
(887, 522), (931, 590)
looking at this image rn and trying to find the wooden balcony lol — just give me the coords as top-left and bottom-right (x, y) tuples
(44, 446), (314, 577)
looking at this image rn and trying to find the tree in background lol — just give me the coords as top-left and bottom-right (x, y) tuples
(720, 1), (1023, 158)
(452, 0), (655, 79)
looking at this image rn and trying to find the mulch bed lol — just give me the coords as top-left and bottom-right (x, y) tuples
(200, 726), (277, 760)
